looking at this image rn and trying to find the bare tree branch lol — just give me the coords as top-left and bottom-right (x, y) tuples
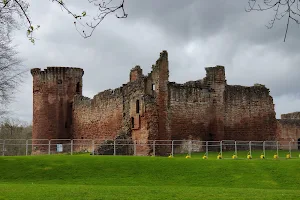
(0, 0), (127, 42)
(51, 0), (127, 38)
(0, 2), (25, 117)
(246, 0), (300, 42)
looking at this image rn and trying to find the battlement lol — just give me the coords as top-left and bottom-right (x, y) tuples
(205, 65), (225, 72)
(30, 66), (84, 79)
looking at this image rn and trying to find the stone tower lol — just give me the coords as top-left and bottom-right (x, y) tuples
(31, 67), (84, 145)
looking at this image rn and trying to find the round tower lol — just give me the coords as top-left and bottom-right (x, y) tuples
(31, 67), (84, 152)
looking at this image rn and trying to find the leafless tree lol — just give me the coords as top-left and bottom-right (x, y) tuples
(0, 0), (25, 117)
(246, 0), (300, 42)
(0, 0), (127, 43)
(0, 117), (26, 136)
(0, 36), (24, 105)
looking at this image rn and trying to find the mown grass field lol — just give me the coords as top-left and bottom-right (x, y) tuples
(0, 154), (300, 200)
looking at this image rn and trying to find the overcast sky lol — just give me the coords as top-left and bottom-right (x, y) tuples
(9, 0), (300, 122)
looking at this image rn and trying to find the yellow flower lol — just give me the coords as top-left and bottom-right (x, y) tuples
(202, 155), (207, 159)
(232, 155), (237, 159)
(260, 154), (265, 159)
(185, 155), (191, 159)
(247, 155), (252, 159)
(273, 154), (278, 159)
(286, 154), (291, 159)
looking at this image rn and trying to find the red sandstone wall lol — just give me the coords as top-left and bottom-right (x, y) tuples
(277, 120), (300, 141)
(31, 67), (83, 142)
(131, 96), (158, 156)
(277, 113), (300, 150)
(72, 89), (123, 140)
(203, 66), (226, 140)
(72, 77), (157, 155)
(167, 66), (226, 142)
(168, 84), (212, 141)
(224, 85), (277, 141)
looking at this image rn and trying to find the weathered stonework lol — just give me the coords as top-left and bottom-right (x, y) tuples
(30, 67), (83, 153)
(277, 112), (300, 150)
(31, 50), (299, 155)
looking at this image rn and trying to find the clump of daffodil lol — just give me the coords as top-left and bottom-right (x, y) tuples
(202, 153), (207, 159)
(185, 154), (191, 159)
(247, 152), (252, 159)
(217, 152), (222, 159)
(260, 153), (265, 159)
(232, 154), (237, 159)
(286, 154), (291, 159)
(168, 154), (173, 158)
(273, 154), (278, 159)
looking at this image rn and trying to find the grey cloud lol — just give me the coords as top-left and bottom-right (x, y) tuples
(7, 0), (300, 123)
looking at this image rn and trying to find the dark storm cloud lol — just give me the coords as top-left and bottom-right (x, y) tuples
(8, 0), (300, 122)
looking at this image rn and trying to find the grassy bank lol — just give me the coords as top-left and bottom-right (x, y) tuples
(0, 155), (299, 199)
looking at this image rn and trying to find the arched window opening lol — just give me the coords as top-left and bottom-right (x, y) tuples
(131, 117), (135, 128)
(136, 100), (140, 114)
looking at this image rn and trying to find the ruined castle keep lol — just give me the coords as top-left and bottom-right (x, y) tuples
(31, 50), (300, 155)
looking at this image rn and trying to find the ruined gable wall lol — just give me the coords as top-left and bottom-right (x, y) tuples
(224, 85), (277, 140)
(154, 51), (170, 141)
(122, 78), (153, 155)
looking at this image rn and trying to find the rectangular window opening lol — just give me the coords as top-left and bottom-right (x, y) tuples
(136, 100), (140, 114)
(152, 84), (155, 90)
(131, 117), (135, 128)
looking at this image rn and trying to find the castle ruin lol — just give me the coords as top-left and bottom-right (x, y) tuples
(31, 50), (300, 155)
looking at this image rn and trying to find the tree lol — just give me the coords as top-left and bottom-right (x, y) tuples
(246, 0), (300, 42)
(0, 0), (24, 117)
(0, 117), (32, 156)
(0, 0), (127, 43)
(0, 117), (27, 136)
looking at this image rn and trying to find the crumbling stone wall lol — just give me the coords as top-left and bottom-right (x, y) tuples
(277, 112), (300, 149)
(30, 67), (83, 153)
(224, 85), (277, 141)
(281, 112), (300, 120)
(31, 67), (83, 140)
(167, 83), (211, 141)
(167, 66), (226, 142)
(31, 51), (284, 156)
(72, 66), (160, 155)
(72, 88), (124, 140)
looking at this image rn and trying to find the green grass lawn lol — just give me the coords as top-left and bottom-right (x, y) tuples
(0, 155), (299, 199)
